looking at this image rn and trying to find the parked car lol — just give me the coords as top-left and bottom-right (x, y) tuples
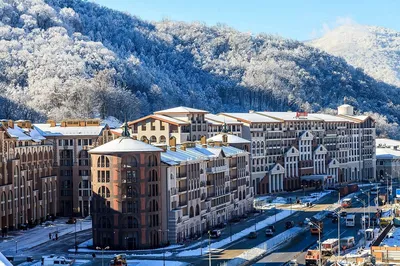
(288, 259), (298, 266)
(26, 256), (34, 262)
(231, 217), (241, 223)
(265, 229), (274, 237)
(326, 212), (337, 218)
(215, 222), (226, 229)
(332, 216), (338, 223)
(20, 224), (28, 230)
(248, 231), (258, 239)
(209, 230), (221, 238)
(285, 221), (295, 229)
(66, 217), (76, 224)
(340, 212), (347, 218)
(266, 225), (276, 232)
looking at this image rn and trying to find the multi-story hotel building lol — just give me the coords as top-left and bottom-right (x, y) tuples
(0, 120), (57, 231)
(221, 104), (376, 194)
(376, 138), (400, 181)
(89, 127), (164, 249)
(129, 106), (209, 144)
(34, 120), (114, 217)
(205, 114), (243, 138)
(160, 135), (253, 244)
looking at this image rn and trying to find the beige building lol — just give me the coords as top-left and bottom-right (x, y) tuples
(221, 104), (376, 194)
(0, 120), (57, 231)
(376, 138), (400, 182)
(205, 114), (243, 138)
(160, 135), (253, 244)
(34, 120), (115, 217)
(129, 106), (209, 144)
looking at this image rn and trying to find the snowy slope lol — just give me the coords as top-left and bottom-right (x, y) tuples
(308, 24), (400, 87)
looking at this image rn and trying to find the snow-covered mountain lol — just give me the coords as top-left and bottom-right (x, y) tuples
(309, 24), (400, 87)
(0, 0), (400, 138)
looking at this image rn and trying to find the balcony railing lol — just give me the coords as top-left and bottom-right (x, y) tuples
(206, 165), (228, 174)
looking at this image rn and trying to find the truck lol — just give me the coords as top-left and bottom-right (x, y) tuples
(321, 238), (339, 256)
(310, 219), (323, 235)
(305, 250), (326, 266)
(341, 198), (352, 208)
(41, 255), (74, 266)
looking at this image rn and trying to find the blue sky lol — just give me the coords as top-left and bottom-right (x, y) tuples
(92, 0), (400, 41)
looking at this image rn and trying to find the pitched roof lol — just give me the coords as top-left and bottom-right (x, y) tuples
(129, 114), (189, 126)
(154, 106), (208, 114)
(34, 124), (105, 136)
(89, 137), (163, 154)
(221, 113), (280, 123)
(205, 114), (243, 125)
(207, 134), (250, 144)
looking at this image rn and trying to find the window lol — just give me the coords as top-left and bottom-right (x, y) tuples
(78, 139), (82, 146)
(98, 186), (110, 198)
(97, 156), (110, 167)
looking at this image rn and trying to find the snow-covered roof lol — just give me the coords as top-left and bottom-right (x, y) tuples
(376, 139), (400, 159)
(308, 113), (355, 122)
(129, 114), (189, 126)
(0, 252), (12, 266)
(205, 114), (242, 125)
(207, 134), (250, 144)
(0, 124), (46, 142)
(154, 106), (208, 114)
(257, 112), (323, 121)
(89, 137), (163, 154)
(221, 113), (280, 123)
(34, 124), (105, 136)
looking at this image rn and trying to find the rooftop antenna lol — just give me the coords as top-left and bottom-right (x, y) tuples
(121, 114), (130, 137)
(221, 116), (228, 133)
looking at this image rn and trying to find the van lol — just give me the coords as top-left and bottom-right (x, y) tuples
(41, 255), (74, 266)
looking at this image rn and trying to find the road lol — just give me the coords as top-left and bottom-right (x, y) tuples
(254, 188), (379, 266)
(188, 192), (345, 266)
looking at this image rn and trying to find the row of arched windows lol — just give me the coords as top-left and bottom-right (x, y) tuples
(16, 150), (53, 163)
(189, 205), (200, 218)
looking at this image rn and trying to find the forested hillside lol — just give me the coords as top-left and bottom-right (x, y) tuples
(0, 0), (399, 138)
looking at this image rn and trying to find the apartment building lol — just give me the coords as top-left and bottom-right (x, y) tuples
(129, 106), (209, 144)
(34, 120), (114, 217)
(376, 138), (400, 181)
(205, 114), (243, 138)
(221, 104), (376, 194)
(160, 135), (253, 244)
(0, 120), (57, 231)
(89, 127), (164, 249)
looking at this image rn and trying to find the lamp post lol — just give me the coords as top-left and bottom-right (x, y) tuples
(96, 246), (110, 266)
(74, 221), (77, 254)
(361, 189), (371, 228)
(158, 229), (169, 266)
(208, 230), (212, 266)
(306, 218), (322, 266)
(355, 196), (367, 247)
(15, 240), (18, 254)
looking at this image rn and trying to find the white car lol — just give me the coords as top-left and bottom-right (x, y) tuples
(265, 228), (274, 236)
(288, 259), (298, 266)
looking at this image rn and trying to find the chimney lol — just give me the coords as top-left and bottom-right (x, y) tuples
(8, 120), (14, 129)
(61, 121), (67, 127)
(79, 120), (86, 127)
(180, 144), (186, 151)
(200, 135), (206, 145)
(170, 146), (176, 152)
(47, 120), (56, 127)
(169, 136), (177, 147)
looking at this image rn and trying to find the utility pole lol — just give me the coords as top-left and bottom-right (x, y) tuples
(208, 231), (212, 266)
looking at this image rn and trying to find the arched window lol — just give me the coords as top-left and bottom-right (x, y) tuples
(127, 186), (137, 198)
(257, 142), (260, 148)
(159, 135), (166, 143)
(148, 155), (158, 167)
(8, 191), (12, 210)
(148, 169), (158, 182)
(44, 151), (48, 160)
(193, 135), (197, 141)
(150, 136), (157, 143)
(189, 206), (194, 218)
(126, 216), (139, 229)
(98, 186), (110, 198)
(39, 151), (43, 160)
(243, 190), (246, 201)
(122, 156), (138, 168)
(22, 153), (27, 162)
(0, 192), (5, 212)
(195, 205), (200, 216)
(97, 156), (110, 167)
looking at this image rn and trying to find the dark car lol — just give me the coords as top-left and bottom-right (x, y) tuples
(285, 221), (294, 229)
(215, 222), (227, 229)
(66, 217), (77, 224)
(340, 211), (347, 218)
(248, 231), (258, 239)
(231, 217), (241, 223)
(326, 212), (337, 218)
(332, 216), (338, 223)
(266, 225), (276, 232)
(209, 230), (221, 238)
(20, 224), (28, 230)
(26, 257), (34, 262)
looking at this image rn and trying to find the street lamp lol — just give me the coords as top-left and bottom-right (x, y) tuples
(355, 196), (367, 247)
(15, 240), (18, 254)
(305, 218), (322, 266)
(96, 246), (110, 266)
(360, 189), (371, 228)
(158, 229), (169, 266)
(208, 230), (212, 266)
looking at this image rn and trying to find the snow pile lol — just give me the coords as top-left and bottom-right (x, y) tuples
(0, 217), (92, 255)
(226, 227), (305, 266)
(127, 260), (188, 266)
(176, 210), (292, 257)
(0, 252), (13, 266)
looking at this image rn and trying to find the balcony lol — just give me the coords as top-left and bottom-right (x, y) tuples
(206, 181), (213, 186)
(206, 165), (228, 174)
(178, 186), (187, 193)
(177, 173), (187, 179)
(178, 200), (187, 207)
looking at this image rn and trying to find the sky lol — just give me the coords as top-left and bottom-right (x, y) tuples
(91, 0), (400, 41)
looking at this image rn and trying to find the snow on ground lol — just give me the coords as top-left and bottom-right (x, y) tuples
(78, 239), (93, 248)
(381, 226), (400, 246)
(227, 227), (306, 266)
(127, 260), (188, 266)
(68, 248), (173, 258)
(0, 251), (13, 266)
(0, 217), (92, 255)
(176, 210), (292, 257)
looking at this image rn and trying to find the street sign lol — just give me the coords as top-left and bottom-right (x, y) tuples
(396, 188), (400, 198)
